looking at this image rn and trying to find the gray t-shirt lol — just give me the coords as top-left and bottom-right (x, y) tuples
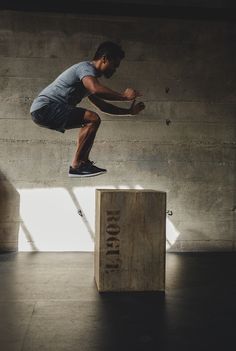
(30, 61), (100, 113)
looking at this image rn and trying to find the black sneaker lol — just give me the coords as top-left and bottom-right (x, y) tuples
(86, 160), (107, 172)
(68, 162), (107, 178)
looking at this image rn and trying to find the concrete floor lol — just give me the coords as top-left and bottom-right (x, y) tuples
(0, 252), (235, 351)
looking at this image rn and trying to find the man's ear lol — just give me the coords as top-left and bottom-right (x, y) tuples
(102, 55), (108, 63)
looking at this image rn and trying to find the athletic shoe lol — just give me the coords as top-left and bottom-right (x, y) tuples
(87, 160), (107, 172)
(68, 162), (107, 177)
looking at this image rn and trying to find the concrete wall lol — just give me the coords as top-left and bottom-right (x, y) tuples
(0, 10), (235, 251)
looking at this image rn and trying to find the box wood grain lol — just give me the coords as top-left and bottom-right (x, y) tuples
(94, 189), (166, 292)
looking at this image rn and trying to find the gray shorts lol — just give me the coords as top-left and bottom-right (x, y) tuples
(31, 102), (86, 133)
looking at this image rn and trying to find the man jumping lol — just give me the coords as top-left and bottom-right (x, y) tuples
(30, 41), (145, 177)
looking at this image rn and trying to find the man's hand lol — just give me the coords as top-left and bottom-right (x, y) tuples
(129, 100), (146, 115)
(123, 88), (142, 101)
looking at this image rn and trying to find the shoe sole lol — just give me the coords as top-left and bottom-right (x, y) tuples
(68, 171), (107, 178)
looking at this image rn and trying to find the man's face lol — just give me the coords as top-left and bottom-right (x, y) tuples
(103, 57), (121, 78)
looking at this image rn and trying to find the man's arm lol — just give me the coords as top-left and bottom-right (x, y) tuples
(88, 94), (145, 115)
(82, 76), (141, 102)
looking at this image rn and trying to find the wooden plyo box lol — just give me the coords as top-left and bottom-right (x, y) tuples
(94, 189), (166, 292)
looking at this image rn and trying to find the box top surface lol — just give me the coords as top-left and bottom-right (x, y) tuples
(96, 189), (166, 194)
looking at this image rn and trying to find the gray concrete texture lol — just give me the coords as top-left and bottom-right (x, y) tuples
(0, 10), (235, 252)
(1, 252), (236, 351)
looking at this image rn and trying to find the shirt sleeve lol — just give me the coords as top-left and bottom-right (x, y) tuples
(76, 62), (97, 81)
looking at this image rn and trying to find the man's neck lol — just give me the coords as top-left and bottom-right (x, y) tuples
(91, 59), (102, 71)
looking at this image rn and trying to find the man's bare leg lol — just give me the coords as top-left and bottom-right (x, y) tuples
(71, 110), (101, 169)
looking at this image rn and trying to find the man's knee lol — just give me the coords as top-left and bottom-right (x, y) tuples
(86, 111), (101, 126)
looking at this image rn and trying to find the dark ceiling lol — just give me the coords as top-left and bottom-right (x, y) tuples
(0, 1), (235, 20)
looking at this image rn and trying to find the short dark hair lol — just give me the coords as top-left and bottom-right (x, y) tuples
(93, 41), (125, 61)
